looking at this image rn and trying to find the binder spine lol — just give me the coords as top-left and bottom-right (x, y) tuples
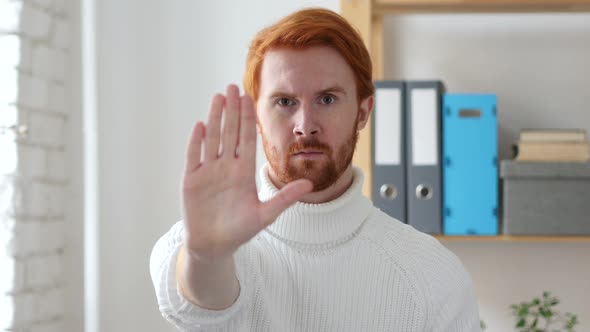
(442, 94), (499, 235)
(372, 81), (407, 223)
(405, 81), (445, 234)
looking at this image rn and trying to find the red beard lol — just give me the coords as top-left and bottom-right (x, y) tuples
(261, 119), (359, 192)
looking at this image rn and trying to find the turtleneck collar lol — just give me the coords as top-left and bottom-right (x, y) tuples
(258, 164), (374, 248)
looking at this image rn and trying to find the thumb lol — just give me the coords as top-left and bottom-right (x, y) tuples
(259, 179), (313, 227)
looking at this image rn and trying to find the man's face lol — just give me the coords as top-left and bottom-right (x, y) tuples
(256, 46), (371, 192)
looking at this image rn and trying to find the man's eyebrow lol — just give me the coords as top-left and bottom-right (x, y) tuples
(318, 86), (347, 95)
(268, 86), (347, 99)
(269, 91), (297, 99)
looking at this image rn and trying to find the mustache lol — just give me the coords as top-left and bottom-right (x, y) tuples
(288, 139), (331, 154)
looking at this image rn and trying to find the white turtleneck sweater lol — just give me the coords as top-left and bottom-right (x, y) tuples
(150, 165), (481, 332)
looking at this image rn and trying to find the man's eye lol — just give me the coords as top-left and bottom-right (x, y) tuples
(277, 98), (294, 106)
(320, 95), (336, 104)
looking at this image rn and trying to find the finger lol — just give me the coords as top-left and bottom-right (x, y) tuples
(204, 94), (225, 161)
(259, 179), (313, 226)
(221, 85), (240, 159)
(238, 95), (257, 171)
(184, 122), (204, 174)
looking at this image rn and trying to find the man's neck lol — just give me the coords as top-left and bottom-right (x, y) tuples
(268, 165), (355, 204)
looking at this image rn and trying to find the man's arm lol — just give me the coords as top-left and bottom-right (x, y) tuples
(422, 237), (481, 332)
(176, 84), (310, 311)
(176, 244), (239, 310)
(150, 85), (311, 331)
(149, 221), (248, 332)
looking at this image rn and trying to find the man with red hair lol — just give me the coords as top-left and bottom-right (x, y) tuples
(150, 8), (480, 331)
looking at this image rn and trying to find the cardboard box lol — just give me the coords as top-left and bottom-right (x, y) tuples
(501, 161), (590, 235)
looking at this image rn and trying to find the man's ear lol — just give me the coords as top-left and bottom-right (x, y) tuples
(356, 95), (374, 130)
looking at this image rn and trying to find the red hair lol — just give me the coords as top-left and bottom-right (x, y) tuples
(243, 8), (374, 103)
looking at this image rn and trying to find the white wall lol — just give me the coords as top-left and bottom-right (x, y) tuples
(89, 2), (589, 332)
(384, 13), (590, 332)
(93, 1), (337, 332)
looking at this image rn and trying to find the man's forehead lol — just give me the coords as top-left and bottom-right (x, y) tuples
(259, 46), (355, 95)
(262, 46), (345, 70)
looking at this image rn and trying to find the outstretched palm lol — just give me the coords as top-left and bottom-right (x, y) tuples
(181, 85), (312, 261)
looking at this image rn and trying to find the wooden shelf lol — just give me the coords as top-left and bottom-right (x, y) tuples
(339, 1), (590, 243)
(435, 235), (590, 242)
(374, 0), (590, 14)
(340, 0), (590, 199)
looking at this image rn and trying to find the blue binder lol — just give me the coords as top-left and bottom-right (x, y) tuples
(442, 94), (498, 235)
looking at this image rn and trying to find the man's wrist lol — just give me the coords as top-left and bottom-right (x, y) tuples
(184, 242), (234, 266)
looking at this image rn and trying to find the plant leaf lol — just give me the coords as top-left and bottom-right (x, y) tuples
(540, 307), (552, 318)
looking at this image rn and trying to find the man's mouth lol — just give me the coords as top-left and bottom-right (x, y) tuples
(292, 150), (325, 159)
(294, 150), (323, 155)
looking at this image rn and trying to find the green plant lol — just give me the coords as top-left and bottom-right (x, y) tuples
(510, 291), (578, 332)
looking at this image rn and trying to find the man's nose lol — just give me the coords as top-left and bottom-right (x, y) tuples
(293, 105), (320, 136)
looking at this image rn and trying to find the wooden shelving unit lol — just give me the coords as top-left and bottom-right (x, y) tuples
(340, 0), (590, 241)
(435, 235), (590, 242)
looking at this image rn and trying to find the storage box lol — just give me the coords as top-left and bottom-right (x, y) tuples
(500, 160), (590, 235)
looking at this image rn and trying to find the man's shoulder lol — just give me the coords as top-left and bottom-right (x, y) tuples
(362, 208), (440, 250)
(361, 208), (465, 275)
(362, 209), (476, 307)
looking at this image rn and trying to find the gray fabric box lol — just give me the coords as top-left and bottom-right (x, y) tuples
(500, 161), (590, 235)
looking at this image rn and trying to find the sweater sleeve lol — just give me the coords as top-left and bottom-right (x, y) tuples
(149, 221), (251, 332)
(418, 235), (481, 332)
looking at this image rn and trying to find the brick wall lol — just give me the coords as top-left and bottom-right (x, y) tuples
(1, 0), (70, 331)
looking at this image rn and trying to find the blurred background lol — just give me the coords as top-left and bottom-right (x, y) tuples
(1, 0), (589, 331)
